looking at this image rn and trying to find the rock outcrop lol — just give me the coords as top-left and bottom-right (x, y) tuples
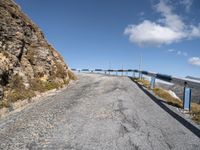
(0, 0), (76, 106)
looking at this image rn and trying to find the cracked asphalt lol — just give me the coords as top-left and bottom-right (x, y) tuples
(0, 73), (200, 150)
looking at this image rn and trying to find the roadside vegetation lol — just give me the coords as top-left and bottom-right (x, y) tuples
(131, 77), (200, 124)
(0, 70), (77, 110)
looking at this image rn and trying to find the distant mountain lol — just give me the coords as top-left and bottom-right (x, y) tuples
(186, 76), (200, 81)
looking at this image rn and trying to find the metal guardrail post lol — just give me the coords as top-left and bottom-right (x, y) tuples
(132, 72), (135, 78)
(139, 72), (142, 79)
(183, 84), (192, 111)
(150, 77), (156, 89)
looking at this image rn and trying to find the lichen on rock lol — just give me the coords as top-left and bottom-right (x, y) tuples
(0, 0), (76, 105)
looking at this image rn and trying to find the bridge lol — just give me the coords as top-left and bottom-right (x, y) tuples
(0, 72), (199, 149)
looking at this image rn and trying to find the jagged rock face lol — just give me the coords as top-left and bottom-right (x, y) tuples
(0, 0), (75, 100)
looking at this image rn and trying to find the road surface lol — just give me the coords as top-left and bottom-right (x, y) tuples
(0, 73), (199, 150)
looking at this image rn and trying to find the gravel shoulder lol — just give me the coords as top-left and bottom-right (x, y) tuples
(0, 73), (199, 150)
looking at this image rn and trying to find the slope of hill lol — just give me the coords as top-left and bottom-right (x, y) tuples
(0, 0), (76, 107)
(186, 76), (200, 81)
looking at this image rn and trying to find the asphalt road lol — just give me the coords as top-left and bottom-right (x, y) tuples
(0, 73), (199, 150)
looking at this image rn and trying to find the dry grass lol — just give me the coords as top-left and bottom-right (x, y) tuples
(1, 75), (61, 109)
(8, 89), (35, 103)
(6, 74), (36, 103)
(30, 78), (60, 92)
(190, 103), (200, 124)
(44, 81), (60, 91)
(68, 69), (77, 80)
(153, 88), (200, 124)
(0, 80), (35, 108)
(133, 78), (200, 124)
(131, 78), (150, 88)
(52, 62), (67, 79)
(153, 88), (182, 108)
(0, 63), (77, 110)
(0, 100), (10, 109)
(137, 79), (150, 88)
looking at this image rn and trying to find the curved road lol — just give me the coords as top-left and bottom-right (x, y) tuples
(0, 73), (200, 150)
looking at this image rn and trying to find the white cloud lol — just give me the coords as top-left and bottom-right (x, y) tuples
(188, 57), (200, 66)
(124, 20), (184, 46)
(124, 0), (200, 46)
(177, 51), (188, 56)
(177, 51), (182, 55)
(167, 49), (188, 56)
(155, 0), (185, 31)
(168, 49), (175, 52)
(180, 0), (193, 12)
(190, 24), (200, 38)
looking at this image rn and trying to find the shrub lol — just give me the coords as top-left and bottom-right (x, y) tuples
(30, 78), (60, 92)
(64, 79), (70, 85)
(7, 89), (35, 103)
(30, 78), (45, 92)
(7, 74), (35, 103)
(137, 79), (150, 88)
(52, 62), (67, 79)
(190, 103), (200, 124)
(68, 69), (77, 80)
(0, 100), (10, 109)
(44, 81), (60, 90)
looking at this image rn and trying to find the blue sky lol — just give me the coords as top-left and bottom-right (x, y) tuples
(15, 0), (200, 77)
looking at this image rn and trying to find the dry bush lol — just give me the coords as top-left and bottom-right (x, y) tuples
(30, 78), (45, 92)
(8, 74), (35, 102)
(137, 79), (150, 88)
(52, 62), (67, 79)
(68, 69), (77, 80)
(8, 89), (35, 103)
(30, 78), (60, 92)
(0, 100), (10, 109)
(190, 103), (200, 124)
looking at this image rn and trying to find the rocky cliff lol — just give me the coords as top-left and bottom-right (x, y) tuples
(0, 0), (76, 107)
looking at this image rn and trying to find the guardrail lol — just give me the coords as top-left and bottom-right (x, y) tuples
(72, 68), (200, 110)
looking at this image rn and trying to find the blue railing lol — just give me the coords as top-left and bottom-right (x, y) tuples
(71, 68), (200, 111)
